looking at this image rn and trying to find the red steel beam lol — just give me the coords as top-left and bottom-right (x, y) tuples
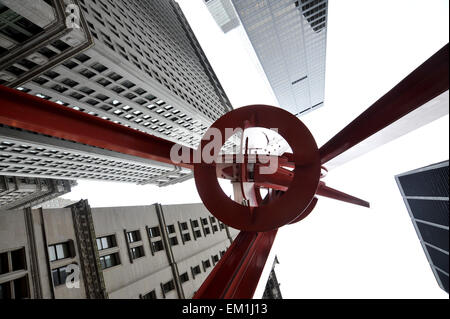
(319, 43), (449, 164)
(0, 85), (194, 169)
(316, 182), (370, 208)
(193, 229), (277, 299)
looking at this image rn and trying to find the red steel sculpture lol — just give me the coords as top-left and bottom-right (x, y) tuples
(0, 43), (448, 299)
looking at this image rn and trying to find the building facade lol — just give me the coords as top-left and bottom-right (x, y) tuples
(262, 255), (282, 299)
(204, 0), (241, 33)
(0, 0), (235, 185)
(0, 175), (75, 211)
(395, 160), (449, 294)
(0, 201), (239, 299)
(231, 0), (328, 116)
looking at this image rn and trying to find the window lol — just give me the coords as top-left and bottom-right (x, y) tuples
(182, 233), (191, 242)
(220, 250), (226, 257)
(141, 290), (157, 299)
(11, 248), (26, 271)
(194, 230), (202, 238)
(219, 223), (225, 230)
(99, 253), (120, 270)
(0, 276), (29, 299)
(204, 227), (211, 235)
(202, 259), (211, 271)
(201, 218), (208, 226)
(96, 235), (116, 251)
(148, 226), (160, 238)
(166, 224), (176, 234)
(0, 252), (8, 275)
(152, 240), (164, 252)
(191, 220), (199, 228)
(191, 265), (201, 277)
(52, 264), (76, 286)
(48, 242), (72, 262)
(130, 246), (145, 260)
(212, 225), (218, 232)
(127, 230), (141, 243)
(179, 272), (189, 283)
(180, 222), (188, 231)
(169, 236), (178, 246)
(212, 255), (219, 264)
(162, 280), (175, 293)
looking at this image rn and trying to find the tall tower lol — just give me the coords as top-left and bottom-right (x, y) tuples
(231, 0), (328, 116)
(396, 161), (449, 294)
(0, 0), (235, 185)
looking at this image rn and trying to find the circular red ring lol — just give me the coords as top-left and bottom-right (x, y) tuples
(194, 105), (320, 232)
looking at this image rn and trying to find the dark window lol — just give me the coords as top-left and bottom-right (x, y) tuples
(179, 272), (189, 283)
(162, 280), (175, 293)
(180, 222), (188, 231)
(192, 265), (201, 276)
(48, 242), (71, 262)
(44, 70), (60, 79)
(183, 233), (191, 242)
(122, 80), (136, 88)
(11, 248), (26, 271)
(0, 282), (11, 299)
(61, 78), (79, 87)
(63, 60), (78, 69)
(152, 240), (164, 252)
(167, 224), (176, 234)
(127, 230), (141, 243)
(96, 235), (116, 251)
(130, 246), (145, 260)
(0, 252), (8, 275)
(99, 253), (120, 270)
(203, 259), (211, 271)
(32, 77), (48, 85)
(169, 236), (178, 246)
(192, 220), (199, 227)
(212, 255), (219, 264)
(204, 227), (211, 235)
(50, 39), (70, 52)
(75, 53), (90, 63)
(202, 218), (208, 226)
(141, 290), (157, 299)
(97, 78), (112, 87)
(91, 62), (107, 73)
(213, 225), (218, 232)
(79, 87), (95, 95)
(79, 68), (96, 79)
(52, 264), (76, 286)
(194, 230), (202, 238)
(148, 226), (160, 238)
(108, 72), (123, 81)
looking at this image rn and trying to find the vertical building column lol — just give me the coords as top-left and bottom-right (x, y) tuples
(70, 200), (108, 299)
(23, 207), (43, 299)
(154, 203), (185, 299)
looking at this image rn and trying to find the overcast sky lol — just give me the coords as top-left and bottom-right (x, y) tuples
(64, 0), (449, 298)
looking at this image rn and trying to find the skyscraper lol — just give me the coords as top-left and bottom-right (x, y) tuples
(0, 201), (239, 299)
(0, 175), (75, 211)
(203, 0), (241, 33)
(231, 0), (328, 116)
(396, 161), (449, 294)
(0, 0), (235, 185)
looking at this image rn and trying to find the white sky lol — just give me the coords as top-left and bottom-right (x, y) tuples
(64, 0), (449, 298)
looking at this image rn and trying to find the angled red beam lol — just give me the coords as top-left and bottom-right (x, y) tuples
(316, 182), (370, 208)
(193, 229), (277, 299)
(0, 85), (194, 169)
(319, 43), (449, 165)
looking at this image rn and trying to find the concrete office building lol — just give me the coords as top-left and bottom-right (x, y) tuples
(0, 175), (75, 211)
(204, 0), (240, 33)
(0, 201), (239, 299)
(0, 0), (235, 185)
(396, 161), (449, 294)
(231, 0), (328, 116)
